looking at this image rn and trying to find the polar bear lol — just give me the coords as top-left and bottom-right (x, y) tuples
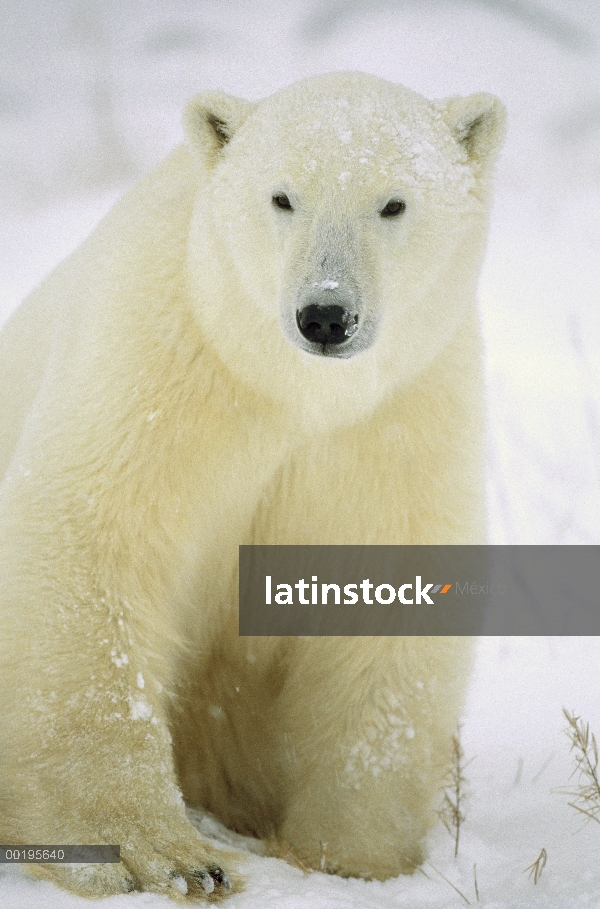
(0, 72), (505, 899)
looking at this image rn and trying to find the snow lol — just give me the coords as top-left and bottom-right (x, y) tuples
(1, 1), (600, 906)
(127, 696), (153, 722)
(314, 280), (340, 290)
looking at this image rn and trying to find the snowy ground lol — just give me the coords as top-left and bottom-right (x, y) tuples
(2, 1), (600, 906)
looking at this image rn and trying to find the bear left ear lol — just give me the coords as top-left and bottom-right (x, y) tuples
(184, 91), (255, 165)
(440, 93), (507, 172)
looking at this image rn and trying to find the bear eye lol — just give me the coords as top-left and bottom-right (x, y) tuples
(380, 199), (406, 218)
(272, 193), (293, 211)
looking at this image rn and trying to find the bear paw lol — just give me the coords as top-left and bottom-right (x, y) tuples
(25, 826), (241, 901)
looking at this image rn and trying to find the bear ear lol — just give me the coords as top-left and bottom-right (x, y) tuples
(184, 91), (255, 164)
(440, 93), (507, 172)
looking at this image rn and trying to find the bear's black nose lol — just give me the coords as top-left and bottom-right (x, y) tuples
(296, 304), (357, 347)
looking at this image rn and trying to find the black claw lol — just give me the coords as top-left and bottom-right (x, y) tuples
(192, 870), (215, 894)
(123, 877), (136, 893)
(209, 865), (231, 889)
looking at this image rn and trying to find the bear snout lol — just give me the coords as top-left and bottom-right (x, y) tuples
(296, 303), (359, 349)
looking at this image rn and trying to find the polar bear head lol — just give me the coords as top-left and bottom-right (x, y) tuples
(184, 72), (505, 431)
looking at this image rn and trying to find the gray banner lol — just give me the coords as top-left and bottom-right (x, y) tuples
(0, 845), (120, 863)
(239, 546), (600, 635)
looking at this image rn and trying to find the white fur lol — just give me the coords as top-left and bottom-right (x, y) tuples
(0, 72), (505, 897)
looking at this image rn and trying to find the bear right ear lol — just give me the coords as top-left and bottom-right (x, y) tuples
(184, 92), (255, 165)
(440, 93), (507, 174)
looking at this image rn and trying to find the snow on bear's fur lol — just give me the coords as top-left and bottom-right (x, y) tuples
(0, 72), (505, 899)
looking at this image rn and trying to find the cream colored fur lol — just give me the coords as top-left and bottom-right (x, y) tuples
(0, 72), (505, 899)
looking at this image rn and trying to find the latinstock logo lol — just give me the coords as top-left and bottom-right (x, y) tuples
(265, 575), (453, 606)
(241, 544), (508, 636)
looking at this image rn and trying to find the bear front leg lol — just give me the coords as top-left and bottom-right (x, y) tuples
(0, 565), (240, 901)
(274, 636), (474, 879)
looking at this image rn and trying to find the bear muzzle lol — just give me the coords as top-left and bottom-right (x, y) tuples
(296, 303), (358, 347)
(296, 303), (359, 354)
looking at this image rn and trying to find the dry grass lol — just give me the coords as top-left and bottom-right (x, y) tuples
(439, 730), (471, 858)
(319, 841), (328, 873)
(523, 847), (547, 884)
(562, 708), (600, 827)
